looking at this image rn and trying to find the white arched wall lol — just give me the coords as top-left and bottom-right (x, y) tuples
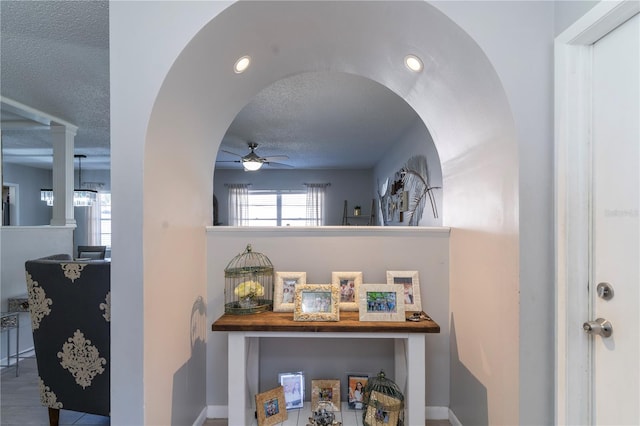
(111, 1), (523, 425)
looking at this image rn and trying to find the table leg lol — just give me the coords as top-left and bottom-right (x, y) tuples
(228, 332), (247, 425)
(405, 334), (426, 424)
(15, 314), (19, 376)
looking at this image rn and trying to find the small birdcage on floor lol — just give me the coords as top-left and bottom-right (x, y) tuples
(362, 370), (405, 426)
(224, 244), (274, 314)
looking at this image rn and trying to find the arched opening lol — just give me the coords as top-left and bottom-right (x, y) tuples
(112, 1), (519, 424)
(213, 70), (443, 227)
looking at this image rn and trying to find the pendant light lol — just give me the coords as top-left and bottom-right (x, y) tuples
(40, 154), (98, 207)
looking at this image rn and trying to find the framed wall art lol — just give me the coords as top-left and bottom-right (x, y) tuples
(273, 271), (307, 312)
(293, 284), (340, 321)
(331, 271), (362, 311)
(347, 374), (369, 410)
(278, 371), (305, 410)
(311, 379), (341, 412)
(386, 270), (422, 312)
(255, 386), (288, 426)
(358, 284), (405, 322)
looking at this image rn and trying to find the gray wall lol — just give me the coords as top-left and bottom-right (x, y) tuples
(2, 163), (52, 226)
(554, 0), (599, 35)
(214, 168), (374, 226)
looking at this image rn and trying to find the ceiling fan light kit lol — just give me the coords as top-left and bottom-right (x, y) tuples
(218, 142), (290, 171)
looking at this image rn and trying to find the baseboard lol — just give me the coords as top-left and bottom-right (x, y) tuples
(206, 405), (227, 419)
(449, 408), (463, 426)
(426, 406), (450, 419)
(192, 407), (208, 426)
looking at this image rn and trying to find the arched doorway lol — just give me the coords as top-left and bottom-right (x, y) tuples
(111, 2), (519, 424)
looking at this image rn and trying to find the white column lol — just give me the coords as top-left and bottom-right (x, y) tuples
(50, 125), (76, 226)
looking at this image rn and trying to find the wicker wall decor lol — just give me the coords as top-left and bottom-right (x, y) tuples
(224, 244), (274, 314)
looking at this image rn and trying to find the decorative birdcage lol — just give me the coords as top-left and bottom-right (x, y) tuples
(224, 244), (274, 314)
(362, 371), (405, 426)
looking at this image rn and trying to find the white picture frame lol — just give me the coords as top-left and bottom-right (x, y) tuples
(386, 270), (422, 312)
(331, 271), (362, 311)
(274, 272), (307, 312)
(358, 284), (405, 322)
(278, 371), (305, 410)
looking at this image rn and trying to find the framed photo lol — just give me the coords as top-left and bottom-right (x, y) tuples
(386, 270), (422, 312)
(278, 371), (304, 410)
(347, 374), (369, 409)
(274, 272), (307, 312)
(331, 271), (363, 311)
(311, 379), (341, 412)
(293, 284), (339, 322)
(358, 284), (405, 322)
(255, 386), (288, 426)
(363, 390), (402, 426)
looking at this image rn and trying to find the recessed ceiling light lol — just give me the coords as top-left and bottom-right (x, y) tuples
(234, 55), (251, 74)
(404, 54), (423, 72)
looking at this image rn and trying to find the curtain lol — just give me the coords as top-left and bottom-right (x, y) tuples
(305, 183), (329, 226)
(227, 184), (250, 226)
(87, 204), (101, 244)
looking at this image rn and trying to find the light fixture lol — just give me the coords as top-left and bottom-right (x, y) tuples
(241, 142), (265, 171)
(404, 54), (424, 72)
(234, 55), (251, 74)
(41, 154), (98, 206)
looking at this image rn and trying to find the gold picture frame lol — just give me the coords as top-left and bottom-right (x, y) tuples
(363, 390), (402, 426)
(311, 379), (341, 412)
(293, 284), (339, 322)
(331, 271), (363, 311)
(386, 270), (422, 312)
(358, 284), (405, 322)
(255, 386), (288, 426)
(273, 271), (307, 312)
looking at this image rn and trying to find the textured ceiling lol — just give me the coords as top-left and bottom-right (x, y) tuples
(1, 1), (421, 171)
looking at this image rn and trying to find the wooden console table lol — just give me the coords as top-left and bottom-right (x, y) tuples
(212, 311), (439, 425)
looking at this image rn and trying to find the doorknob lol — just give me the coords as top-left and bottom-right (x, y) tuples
(583, 318), (613, 338)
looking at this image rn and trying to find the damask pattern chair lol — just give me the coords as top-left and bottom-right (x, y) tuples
(25, 254), (110, 426)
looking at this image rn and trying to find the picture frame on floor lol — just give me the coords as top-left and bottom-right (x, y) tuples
(255, 386), (288, 426)
(278, 371), (305, 410)
(311, 379), (341, 412)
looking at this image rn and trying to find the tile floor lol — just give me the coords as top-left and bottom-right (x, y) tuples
(2, 358), (449, 426)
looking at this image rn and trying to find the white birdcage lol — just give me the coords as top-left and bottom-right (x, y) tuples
(224, 244), (274, 314)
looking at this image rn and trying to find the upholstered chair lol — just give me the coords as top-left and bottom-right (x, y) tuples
(25, 254), (110, 426)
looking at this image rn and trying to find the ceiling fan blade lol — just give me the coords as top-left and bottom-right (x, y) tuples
(264, 155), (289, 162)
(265, 161), (294, 169)
(215, 160), (241, 163)
(221, 149), (243, 157)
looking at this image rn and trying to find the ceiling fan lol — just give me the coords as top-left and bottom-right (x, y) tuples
(217, 142), (290, 171)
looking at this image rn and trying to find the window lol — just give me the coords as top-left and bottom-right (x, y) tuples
(99, 193), (111, 247)
(246, 191), (309, 226)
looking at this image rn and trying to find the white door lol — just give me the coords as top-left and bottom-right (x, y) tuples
(590, 12), (639, 425)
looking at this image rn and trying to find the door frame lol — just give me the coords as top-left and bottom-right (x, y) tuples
(554, 1), (640, 424)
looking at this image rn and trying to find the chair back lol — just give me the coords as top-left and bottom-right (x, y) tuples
(77, 245), (107, 260)
(25, 254), (110, 417)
